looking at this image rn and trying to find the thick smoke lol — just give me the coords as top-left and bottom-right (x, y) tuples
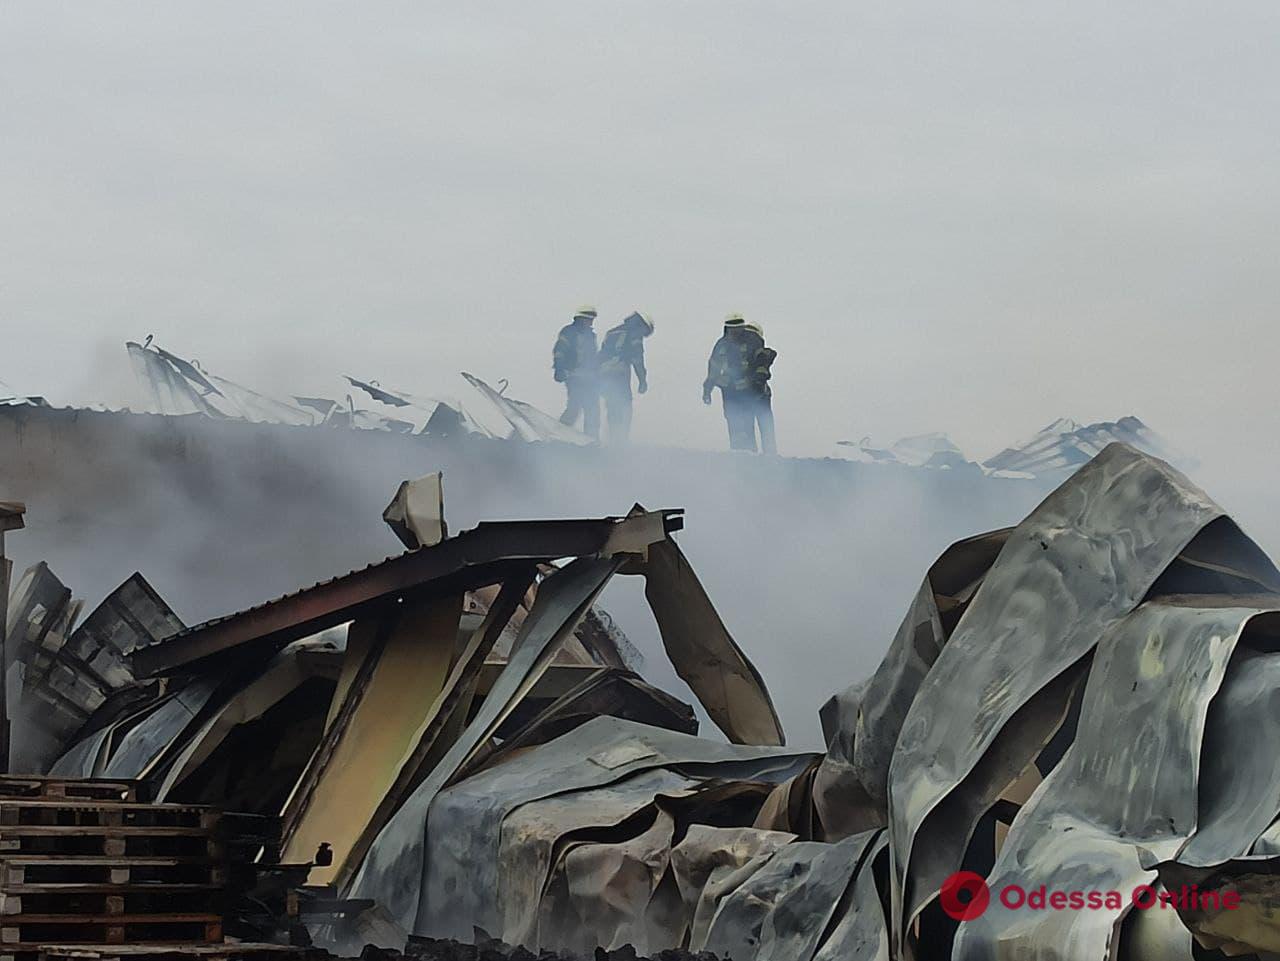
(1, 406), (1051, 747)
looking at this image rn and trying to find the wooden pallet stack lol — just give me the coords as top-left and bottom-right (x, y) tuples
(0, 777), (286, 961)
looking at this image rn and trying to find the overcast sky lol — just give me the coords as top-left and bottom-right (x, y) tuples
(3, 1), (1279, 467)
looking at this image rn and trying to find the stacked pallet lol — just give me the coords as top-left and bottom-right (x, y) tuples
(0, 777), (284, 961)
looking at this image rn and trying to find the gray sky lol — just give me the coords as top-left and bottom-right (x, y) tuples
(3, 0), (1280, 466)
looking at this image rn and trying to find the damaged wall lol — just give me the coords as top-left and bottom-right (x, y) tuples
(0, 405), (1050, 746)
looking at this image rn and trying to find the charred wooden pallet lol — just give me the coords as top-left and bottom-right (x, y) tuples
(0, 802), (217, 831)
(0, 914), (222, 947)
(0, 784), (138, 806)
(2, 885), (224, 917)
(30, 943), (302, 961)
(2, 859), (227, 889)
(0, 827), (221, 862)
(0, 779), (284, 961)
(0, 798), (252, 863)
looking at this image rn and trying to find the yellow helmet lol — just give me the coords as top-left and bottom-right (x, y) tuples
(724, 312), (745, 328)
(744, 322), (764, 336)
(574, 305), (598, 320)
(626, 311), (655, 335)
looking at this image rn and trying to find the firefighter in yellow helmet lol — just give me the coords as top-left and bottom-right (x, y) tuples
(702, 314), (777, 453)
(597, 311), (655, 445)
(552, 306), (601, 439)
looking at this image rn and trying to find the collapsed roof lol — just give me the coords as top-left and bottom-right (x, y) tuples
(124, 338), (590, 445)
(0, 376), (49, 409)
(837, 416), (1193, 481)
(7, 481), (785, 935)
(10, 443), (1280, 958)
(982, 414), (1194, 477)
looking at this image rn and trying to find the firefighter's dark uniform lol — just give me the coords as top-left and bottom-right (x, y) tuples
(747, 341), (778, 455)
(597, 318), (649, 445)
(553, 317), (600, 439)
(703, 323), (761, 451)
(703, 322), (778, 454)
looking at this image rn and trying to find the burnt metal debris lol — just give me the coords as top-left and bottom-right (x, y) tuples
(8, 443), (1280, 959)
(125, 338), (582, 446)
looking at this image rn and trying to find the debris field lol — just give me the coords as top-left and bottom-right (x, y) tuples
(5, 441), (1280, 960)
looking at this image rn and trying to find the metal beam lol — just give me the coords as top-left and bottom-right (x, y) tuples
(130, 511), (681, 677)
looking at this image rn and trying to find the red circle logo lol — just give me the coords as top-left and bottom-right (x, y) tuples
(940, 871), (991, 921)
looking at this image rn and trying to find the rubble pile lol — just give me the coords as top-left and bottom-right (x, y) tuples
(7, 444), (1280, 959)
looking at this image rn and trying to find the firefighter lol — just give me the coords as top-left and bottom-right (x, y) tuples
(552, 306), (600, 439)
(742, 321), (777, 455)
(702, 314), (758, 451)
(597, 311), (654, 445)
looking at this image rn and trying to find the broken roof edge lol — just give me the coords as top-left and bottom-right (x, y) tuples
(129, 509), (684, 678)
(1, 500), (25, 533)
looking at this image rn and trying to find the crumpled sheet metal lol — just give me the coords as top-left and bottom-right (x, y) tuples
(1151, 514), (1280, 597)
(850, 582), (941, 814)
(5, 561), (70, 666)
(47, 724), (111, 777)
(904, 659), (1085, 955)
(753, 756), (822, 839)
(812, 682), (884, 840)
(337, 445), (1280, 960)
(418, 716), (814, 943)
(496, 767), (696, 947)
(952, 599), (1274, 961)
(126, 340), (221, 417)
(812, 833), (891, 961)
(102, 677), (219, 779)
(154, 635), (339, 801)
(205, 373), (318, 426)
(846, 530), (1010, 818)
(344, 375), (505, 439)
(810, 527), (1011, 844)
(670, 824), (798, 951)
(479, 668), (698, 771)
(1154, 856), (1280, 955)
(1122, 904), (1195, 961)
(38, 439), (1280, 960)
(643, 534), (785, 747)
(348, 556), (626, 935)
(889, 444), (1225, 937)
(1252, 819), (1280, 857)
(1178, 643), (1280, 867)
(127, 340), (319, 425)
(702, 832), (877, 961)
(71, 572), (185, 658)
(24, 573), (186, 764)
(560, 807), (678, 953)
(381, 472), (447, 550)
(461, 372), (593, 446)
